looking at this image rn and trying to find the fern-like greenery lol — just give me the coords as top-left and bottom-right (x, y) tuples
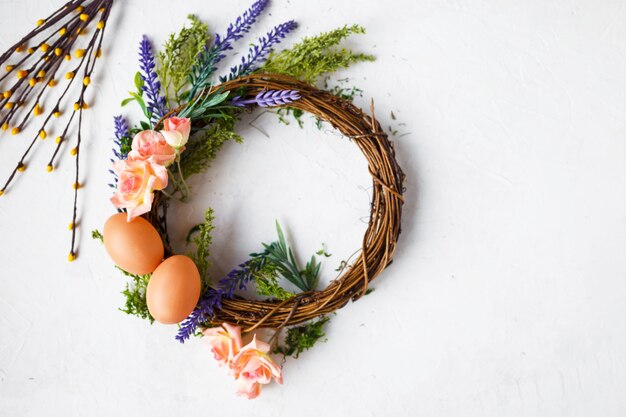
(253, 261), (295, 301)
(262, 24), (375, 84)
(157, 15), (210, 106)
(179, 119), (243, 178)
(119, 269), (153, 324)
(188, 208), (216, 289)
(274, 316), (330, 358)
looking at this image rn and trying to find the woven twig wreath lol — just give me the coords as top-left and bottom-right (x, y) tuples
(149, 73), (405, 331)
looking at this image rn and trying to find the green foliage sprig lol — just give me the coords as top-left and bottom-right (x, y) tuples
(157, 15), (211, 106)
(258, 222), (321, 292)
(179, 119), (243, 178)
(187, 208), (216, 289)
(262, 24), (375, 84)
(119, 271), (153, 323)
(121, 72), (152, 124)
(253, 261), (295, 301)
(274, 316), (330, 358)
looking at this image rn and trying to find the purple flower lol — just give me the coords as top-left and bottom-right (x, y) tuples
(138, 36), (168, 123)
(175, 257), (265, 343)
(112, 115), (130, 159)
(187, 0), (269, 100)
(213, 0), (269, 65)
(176, 289), (223, 343)
(223, 20), (298, 81)
(232, 89), (301, 107)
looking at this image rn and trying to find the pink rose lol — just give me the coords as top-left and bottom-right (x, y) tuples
(127, 130), (177, 166)
(161, 116), (191, 149)
(110, 159), (168, 221)
(231, 335), (283, 399)
(202, 323), (243, 367)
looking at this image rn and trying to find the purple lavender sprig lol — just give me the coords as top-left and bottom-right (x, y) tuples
(138, 36), (168, 124)
(223, 20), (298, 82)
(232, 89), (301, 108)
(187, 0), (269, 100)
(212, 0), (269, 65)
(175, 257), (266, 343)
(112, 115), (130, 159)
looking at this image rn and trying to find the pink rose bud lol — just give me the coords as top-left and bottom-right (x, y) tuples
(127, 130), (177, 166)
(202, 323), (243, 367)
(162, 116), (191, 149)
(231, 335), (283, 399)
(110, 159), (168, 221)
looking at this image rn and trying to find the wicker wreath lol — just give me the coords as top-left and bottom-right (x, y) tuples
(146, 73), (405, 332)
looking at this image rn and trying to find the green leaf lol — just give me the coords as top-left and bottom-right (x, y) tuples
(121, 97), (135, 107)
(140, 121), (151, 130)
(134, 71), (144, 93)
(188, 208), (216, 289)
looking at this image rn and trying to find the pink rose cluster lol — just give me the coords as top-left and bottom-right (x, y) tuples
(110, 117), (191, 221)
(203, 323), (283, 399)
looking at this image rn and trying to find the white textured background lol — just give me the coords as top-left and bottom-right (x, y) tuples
(1, 0), (626, 416)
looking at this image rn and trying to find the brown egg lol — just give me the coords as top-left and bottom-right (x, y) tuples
(103, 213), (164, 275)
(146, 255), (201, 324)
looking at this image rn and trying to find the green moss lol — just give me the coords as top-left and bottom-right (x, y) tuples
(274, 316), (331, 358)
(262, 24), (375, 84)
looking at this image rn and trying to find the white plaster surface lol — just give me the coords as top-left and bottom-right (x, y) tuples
(1, 0), (626, 416)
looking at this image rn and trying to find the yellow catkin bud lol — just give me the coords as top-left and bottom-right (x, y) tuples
(73, 102), (80, 111)
(66, 71), (74, 79)
(5, 65), (14, 72)
(68, 222), (74, 230)
(3, 90), (12, 99)
(99, 6), (105, 13)
(76, 27), (87, 35)
(48, 79), (57, 87)
(4, 102), (14, 109)
(39, 130), (46, 139)
(70, 147), (78, 156)
(95, 49), (102, 58)
(76, 5), (84, 12)
(37, 70), (46, 78)
(53, 111), (61, 118)
(17, 163), (25, 172)
(79, 13), (89, 21)
(65, 54), (71, 61)
(83, 76), (91, 86)
(1, 123), (8, 131)
(75, 49), (85, 58)
(0, 190), (4, 196)
(11, 127), (20, 135)
(27, 47), (35, 54)
(46, 164), (53, 172)
(36, 19), (45, 26)
(59, 27), (67, 36)
(55, 136), (62, 144)
(68, 252), (76, 262)
(43, 56), (50, 62)
(15, 45), (24, 53)
(73, 182), (80, 189)
(81, 101), (88, 109)
(97, 21), (105, 29)
(33, 104), (42, 116)
(39, 43), (50, 53)
(54, 47), (62, 56)
(29, 78), (37, 87)
(16, 70), (28, 79)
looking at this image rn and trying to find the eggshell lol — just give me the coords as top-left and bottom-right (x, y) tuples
(146, 255), (201, 324)
(103, 213), (164, 275)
